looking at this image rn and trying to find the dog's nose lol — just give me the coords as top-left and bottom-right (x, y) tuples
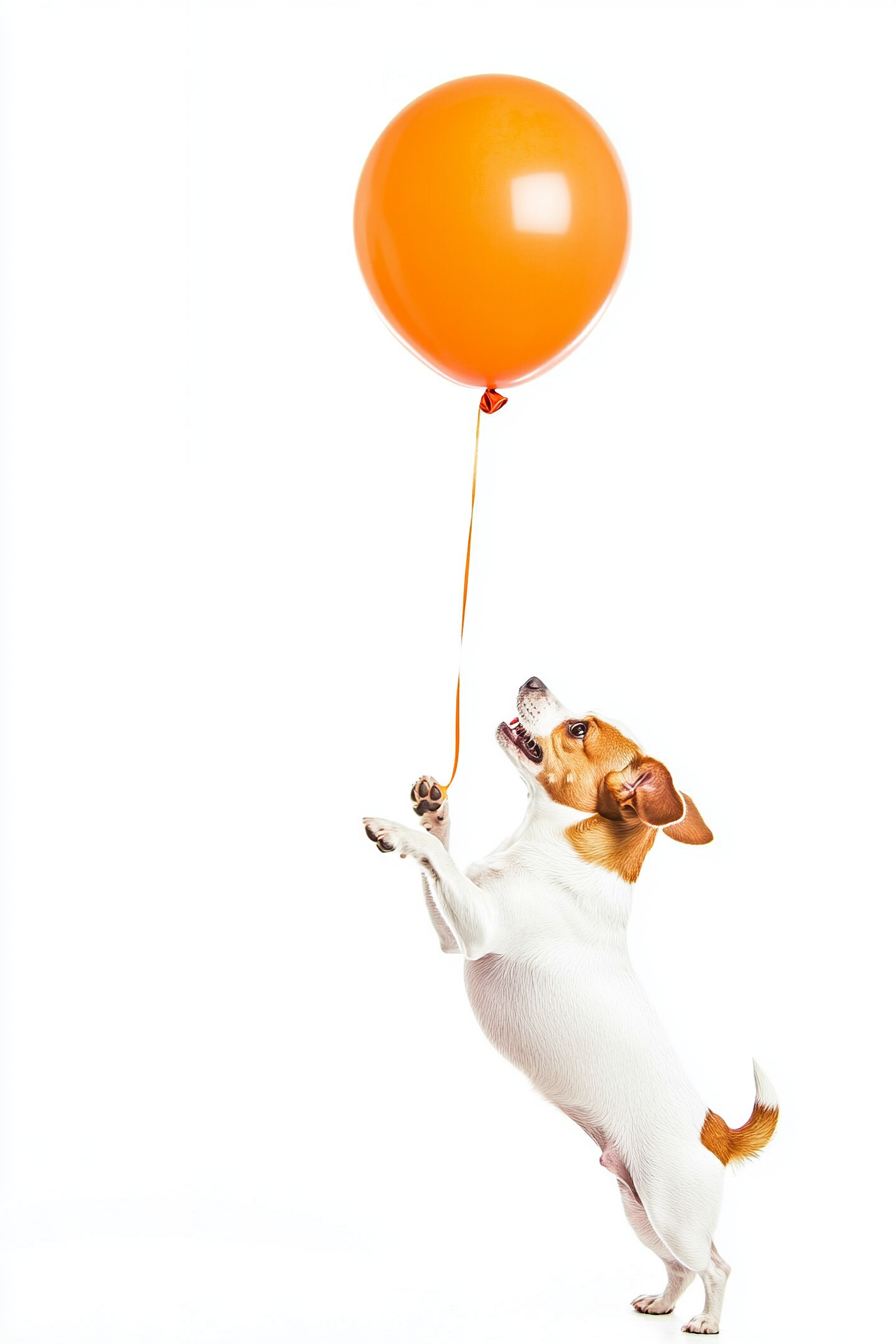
(522, 676), (546, 691)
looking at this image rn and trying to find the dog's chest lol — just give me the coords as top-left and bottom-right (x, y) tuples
(459, 847), (672, 1112)
(466, 834), (632, 950)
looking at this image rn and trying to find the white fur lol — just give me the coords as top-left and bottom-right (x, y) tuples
(364, 680), (768, 1333)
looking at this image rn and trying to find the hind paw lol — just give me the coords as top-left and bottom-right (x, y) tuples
(682, 1316), (719, 1335)
(633, 1296), (674, 1315)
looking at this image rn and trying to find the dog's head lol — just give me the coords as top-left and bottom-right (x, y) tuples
(497, 676), (712, 878)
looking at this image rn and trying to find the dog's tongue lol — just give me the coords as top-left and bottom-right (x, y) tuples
(510, 717), (520, 726)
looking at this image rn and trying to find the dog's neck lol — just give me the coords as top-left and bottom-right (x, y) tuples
(521, 782), (657, 885)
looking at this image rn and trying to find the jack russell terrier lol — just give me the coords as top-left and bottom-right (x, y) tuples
(363, 676), (777, 1335)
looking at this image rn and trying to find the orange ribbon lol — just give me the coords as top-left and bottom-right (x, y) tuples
(443, 390), (507, 791)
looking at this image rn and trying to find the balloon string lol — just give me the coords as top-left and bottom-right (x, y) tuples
(443, 404), (481, 792)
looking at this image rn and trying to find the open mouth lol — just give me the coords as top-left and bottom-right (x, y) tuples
(500, 717), (543, 763)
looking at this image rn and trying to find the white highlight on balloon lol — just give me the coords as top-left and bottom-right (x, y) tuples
(511, 172), (572, 234)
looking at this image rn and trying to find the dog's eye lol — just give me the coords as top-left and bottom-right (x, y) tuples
(568, 722), (588, 739)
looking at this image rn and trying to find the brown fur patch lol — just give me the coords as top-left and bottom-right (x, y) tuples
(701, 1103), (779, 1165)
(566, 814), (659, 883)
(537, 717), (640, 813)
(597, 757), (684, 827)
(535, 716), (710, 878)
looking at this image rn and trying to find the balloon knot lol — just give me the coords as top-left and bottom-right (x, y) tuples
(479, 388), (508, 414)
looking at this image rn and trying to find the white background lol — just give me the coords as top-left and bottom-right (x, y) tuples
(1, 2), (894, 1341)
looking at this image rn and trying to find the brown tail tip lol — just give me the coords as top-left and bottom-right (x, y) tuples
(701, 1102), (779, 1165)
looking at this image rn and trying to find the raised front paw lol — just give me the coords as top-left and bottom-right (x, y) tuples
(363, 816), (439, 868)
(363, 817), (402, 853)
(410, 776), (449, 835)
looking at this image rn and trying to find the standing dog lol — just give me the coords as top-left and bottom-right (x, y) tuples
(364, 676), (777, 1334)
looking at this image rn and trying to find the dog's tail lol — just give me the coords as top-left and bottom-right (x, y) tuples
(700, 1059), (779, 1166)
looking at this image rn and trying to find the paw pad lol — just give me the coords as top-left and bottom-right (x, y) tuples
(410, 776), (446, 818)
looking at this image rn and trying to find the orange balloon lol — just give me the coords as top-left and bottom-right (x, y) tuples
(354, 74), (630, 391)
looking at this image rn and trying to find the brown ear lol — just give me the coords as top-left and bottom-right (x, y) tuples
(596, 757), (685, 828)
(663, 793), (713, 845)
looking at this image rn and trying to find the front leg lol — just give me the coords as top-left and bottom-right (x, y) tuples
(363, 817), (497, 959)
(410, 776), (458, 953)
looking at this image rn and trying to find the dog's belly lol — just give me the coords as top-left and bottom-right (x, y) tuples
(464, 950), (704, 1143)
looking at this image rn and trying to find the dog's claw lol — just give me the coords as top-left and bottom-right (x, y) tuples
(363, 819), (397, 853)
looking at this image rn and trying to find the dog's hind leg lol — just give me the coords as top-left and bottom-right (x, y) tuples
(599, 1148), (695, 1316)
(625, 1191), (696, 1316)
(634, 1147), (730, 1334)
(410, 777), (459, 952)
(685, 1244), (731, 1336)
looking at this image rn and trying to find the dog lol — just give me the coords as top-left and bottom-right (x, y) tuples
(363, 676), (777, 1334)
